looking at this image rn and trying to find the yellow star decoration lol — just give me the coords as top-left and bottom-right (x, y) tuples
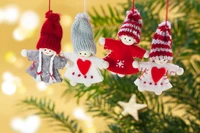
(118, 94), (147, 121)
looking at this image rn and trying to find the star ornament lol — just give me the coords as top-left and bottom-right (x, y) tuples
(118, 94), (147, 121)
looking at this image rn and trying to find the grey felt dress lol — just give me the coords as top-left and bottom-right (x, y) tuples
(26, 50), (67, 84)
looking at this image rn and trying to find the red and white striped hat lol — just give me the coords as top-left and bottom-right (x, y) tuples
(118, 8), (143, 44)
(150, 21), (173, 61)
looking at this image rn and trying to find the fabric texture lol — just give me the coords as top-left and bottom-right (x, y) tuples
(64, 53), (104, 85)
(149, 21), (173, 61)
(134, 62), (180, 95)
(117, 8), (143, 44)
(36, 10), (63, 54)
(26, 50), (67, 84)
(71, 13), (96, 55)
(103, 38), (146, 75)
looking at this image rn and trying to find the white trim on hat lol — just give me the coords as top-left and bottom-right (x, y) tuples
(120, 23), (142, 32)
(156, 29), (171, 39)
(150, 56), (173, 61)
(152, 39), (171, 46)
(159, 21), (171, 29)
(150, 48), (172, 53)
(118, 28), (140, 38)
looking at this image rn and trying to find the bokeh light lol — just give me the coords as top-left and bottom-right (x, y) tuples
(13, 27), (26, 41)
(36, 82), (47, 91)
(74, 107), (87, 120)
(63, 43), (73, 52)
(5, 52), (16, 64)
(11, 115), (40, 133)
(2, 81), (17, 95)
(61, 15), (73, 27)
(3, 5), (20, 24)
(1, 72), (24, 95)
(20, 11), (39, 30)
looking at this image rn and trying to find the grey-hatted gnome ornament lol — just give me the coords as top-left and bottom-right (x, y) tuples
(21, 11), (69, 84)
(64, 13), (109, 87)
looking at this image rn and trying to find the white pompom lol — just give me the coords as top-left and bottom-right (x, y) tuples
(21, 49), (27, 57)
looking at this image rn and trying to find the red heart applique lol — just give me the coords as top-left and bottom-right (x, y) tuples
(151, 67), (166, 83)
(77, 59), (91, 75)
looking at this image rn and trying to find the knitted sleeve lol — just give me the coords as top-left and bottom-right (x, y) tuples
(104, 38), (119, 50)
(131, 46), (146, 59)
(54, 56), (67, 69)
(165, 63), (180, 75)
(27, 50), (39, 61)
(90, 56), (104, 69)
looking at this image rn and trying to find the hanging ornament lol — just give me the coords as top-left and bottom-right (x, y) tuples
(21, 0), (69, 85)
(99, 0), (149, 78)
(118, 94), (147, 121)
(64, 1), (109, 87)
(133, 0), (184, 95)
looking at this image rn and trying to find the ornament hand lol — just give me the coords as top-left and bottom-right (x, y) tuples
(99, 37), (105, 46)
(144, 51), (149, 58)
(21, 49), (27, 57)
(132, 61), (139, 68)
(176, 67), (184, 75)
(102, 61), (109, 69)
(65, 60), (73, 68)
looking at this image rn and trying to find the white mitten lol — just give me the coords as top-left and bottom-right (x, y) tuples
(21, 49), (27, 57)
(132, 61), (139, 68)
(99, 37), (105, 46)
(144, 51), (149, 58)
(102, 61), (109, 69)
(176, 67), (184, 75)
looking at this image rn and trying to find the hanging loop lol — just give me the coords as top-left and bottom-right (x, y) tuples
(84, 0), (87, 13)
(49, 0), (51, 11)
(166, 0), (169, 25)
(132, 0), (135, 8)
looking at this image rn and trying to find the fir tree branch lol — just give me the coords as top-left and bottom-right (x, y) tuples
(19, 97), (83, 133)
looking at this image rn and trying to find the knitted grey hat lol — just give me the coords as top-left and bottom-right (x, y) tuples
(71, 13), (96, 55)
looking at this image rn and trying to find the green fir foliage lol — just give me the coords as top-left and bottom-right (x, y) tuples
(20, 0), (200, 132)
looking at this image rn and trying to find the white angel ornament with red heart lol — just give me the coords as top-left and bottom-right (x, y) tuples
(64, 13), (109, 87)
(133, 21), (184, 95)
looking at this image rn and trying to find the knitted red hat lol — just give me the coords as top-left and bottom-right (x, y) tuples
(149, 21), (173, 61)
(118, 8), (143, 44)
(36, 11), (63, 54)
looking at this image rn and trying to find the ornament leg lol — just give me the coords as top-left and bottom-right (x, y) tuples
(70, 81), (77, 86)
(84, 83), (92, 87)
(155, 90), (162, 95)
(118, 74), (125, 78)
(111, 72), (116, 75)
(138, 87), (144, 92)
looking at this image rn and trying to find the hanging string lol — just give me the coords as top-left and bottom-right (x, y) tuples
(48, 0), (51, 11)
(165, 0), (169, 25)
(132, 0), (135, 8)
(84, 0), (87, 13)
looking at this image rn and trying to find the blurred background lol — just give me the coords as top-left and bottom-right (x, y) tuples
(0, 0), (122, 133)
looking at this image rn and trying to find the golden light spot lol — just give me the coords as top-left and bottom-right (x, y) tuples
(5, 52), (16, 63)
(61, 15), (72, 27)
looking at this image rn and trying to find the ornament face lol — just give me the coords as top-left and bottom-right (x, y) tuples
(120, 35), (136, 45)
(154, 58), (168, 65)
(78, 51), (92, 58)
(41, 48), (56, 56)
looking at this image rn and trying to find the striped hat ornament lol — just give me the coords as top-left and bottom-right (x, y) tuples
(149, 21), (173, 62)
(118, 8), (143, 44)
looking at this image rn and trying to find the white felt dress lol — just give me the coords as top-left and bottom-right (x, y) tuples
(64, 53), (105, 86)
(134, 62), (180, 95)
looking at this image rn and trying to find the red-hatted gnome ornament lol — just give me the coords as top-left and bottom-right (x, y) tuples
(99, 8), (149, 77)
(133, 21), (184, 95)
(21, 11), (69, 85)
